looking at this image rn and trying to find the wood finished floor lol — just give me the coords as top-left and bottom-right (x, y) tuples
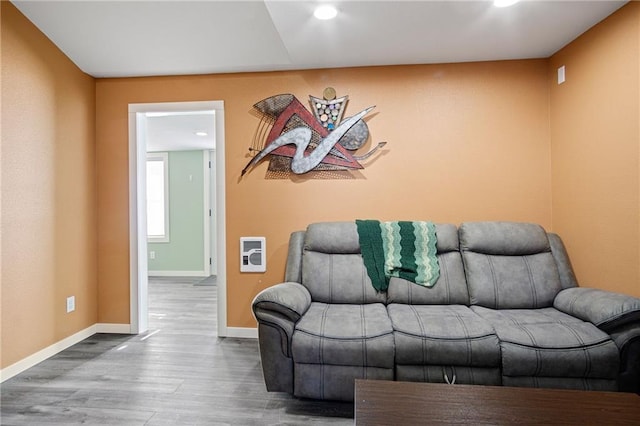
(1, 277), (353, 425)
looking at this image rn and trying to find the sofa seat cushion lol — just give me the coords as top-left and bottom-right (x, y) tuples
(387, 304), (500, 367)
(471, 306), (620, 379)
(291, 302), (394, 368)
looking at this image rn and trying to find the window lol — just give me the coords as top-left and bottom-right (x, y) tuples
(147, 152), (169, 242)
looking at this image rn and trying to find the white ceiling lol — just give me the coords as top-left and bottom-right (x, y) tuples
(12, 0), (627, 78)
(11, 0), (627, 151)
(145, 112), (216, 152)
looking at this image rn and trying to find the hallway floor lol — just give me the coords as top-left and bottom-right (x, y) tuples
(0, 277), (353, 425)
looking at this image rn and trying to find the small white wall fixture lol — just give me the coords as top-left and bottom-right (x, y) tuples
(128, 101), (227, 336)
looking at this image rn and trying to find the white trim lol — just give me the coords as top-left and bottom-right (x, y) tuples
(148, 270), (208, 277)
(1, 323), (134, 382)
(209, 150), (218, 276)
(203, 150), (211, 276)
(95, 323), (132, 334)
(225, 327), (258, 339)
(129, 101), (226, 337)
(214, 107), (227, 337)
(1, 325), (97, 382)
(129, 110), (149, 334)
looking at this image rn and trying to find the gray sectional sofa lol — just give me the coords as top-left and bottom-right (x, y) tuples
(251, 221), (640, 401)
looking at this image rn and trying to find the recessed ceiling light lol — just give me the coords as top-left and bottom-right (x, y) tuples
(314, 5), (338, 20)
(195, 131), (208, 137)
(494, 0), (519, 7)
(493, 0), (520, 7)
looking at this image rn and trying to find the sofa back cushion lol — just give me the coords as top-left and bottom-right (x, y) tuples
(460, 222), (562, 309)
(387, 224), (469, 305)
(302, 222), (386, 304)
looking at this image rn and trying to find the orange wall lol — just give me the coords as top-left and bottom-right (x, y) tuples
(550, 3), (640, 297)
(96, 60), (552, 327)
(1, 2), (97, 368)
(3, 0), (638, 370)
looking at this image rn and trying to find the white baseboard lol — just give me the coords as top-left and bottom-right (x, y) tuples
(148, 270), (208, 277)
(1, 325), (97, 383)
(225, 327), (258, 339)
(1, 323), (134, 383)
(0, 323), (253, 382)
(96, 323), (132, 334)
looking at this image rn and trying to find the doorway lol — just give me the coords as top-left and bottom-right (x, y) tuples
(128, 101), (227, 336)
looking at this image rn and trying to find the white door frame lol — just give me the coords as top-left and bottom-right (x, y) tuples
(203, 150), (211, 276)
(209, 150), (218, 275)
(128, 101), (227, 336)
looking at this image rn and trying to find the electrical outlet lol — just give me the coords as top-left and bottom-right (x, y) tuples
(66, 296), (75, 313)
(150, 251), (155, 259)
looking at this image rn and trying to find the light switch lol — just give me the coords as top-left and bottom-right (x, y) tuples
(557, 66), (565, 85)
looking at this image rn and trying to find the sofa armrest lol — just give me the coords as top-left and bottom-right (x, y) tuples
(554, 287), (640, 332)
(252, 282), (310, 395)
(252, 282), (311, 323)
(547, 233), (578, 289)
(284, 231), (305, 283)
(609, 324), (640, 393)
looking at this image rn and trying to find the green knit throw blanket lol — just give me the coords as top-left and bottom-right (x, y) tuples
(356, 220), (440, 292)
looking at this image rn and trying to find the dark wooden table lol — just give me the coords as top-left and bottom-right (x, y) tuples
(355, 380), (640, 425)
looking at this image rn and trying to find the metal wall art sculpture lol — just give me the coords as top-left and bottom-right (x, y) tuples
(243, 88), (387, 178)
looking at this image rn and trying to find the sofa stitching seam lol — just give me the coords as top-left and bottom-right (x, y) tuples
(487, 255), (499, 308)
(523, 256), (538, 307)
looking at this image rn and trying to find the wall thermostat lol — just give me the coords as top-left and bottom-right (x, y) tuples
(240, 237), (266, 272)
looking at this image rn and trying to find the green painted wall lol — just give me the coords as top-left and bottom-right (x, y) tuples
(148, 150), (205, 272)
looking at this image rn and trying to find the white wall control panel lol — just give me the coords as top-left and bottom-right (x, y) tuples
(240, 237), (266, 272)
